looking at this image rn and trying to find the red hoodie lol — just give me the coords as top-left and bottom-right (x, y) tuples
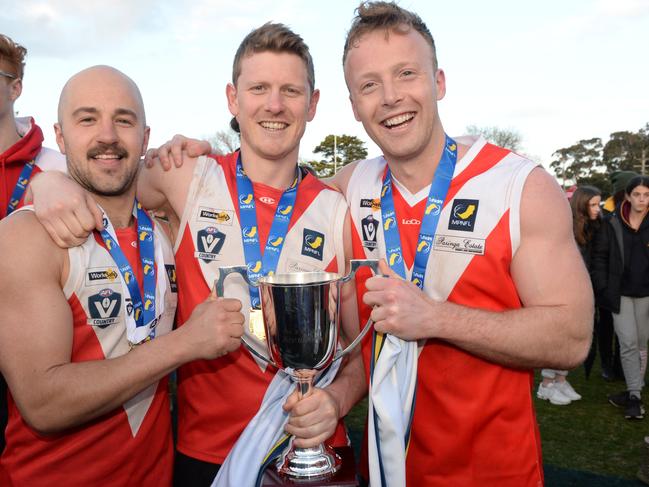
(0, 117), (47, 219)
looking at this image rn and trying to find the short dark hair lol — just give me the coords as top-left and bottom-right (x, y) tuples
(0, 34), (27, 79)
(626, 176), (649, 195)
(230, 23), (315, 133)
(342, 1), (437, 70)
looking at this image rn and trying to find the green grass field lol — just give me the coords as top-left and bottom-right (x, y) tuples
(534, 361), (647, 482)
(344, 360), (649, 485)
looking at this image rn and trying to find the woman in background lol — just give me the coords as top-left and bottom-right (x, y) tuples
(537, 185), (601, 405)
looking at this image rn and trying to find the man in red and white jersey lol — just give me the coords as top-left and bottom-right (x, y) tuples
(0, 65), (244, 486)
(330, 2), (593, 486)
(27, 24), (365, 486)
(0, 33), (66, 455)
(0, 34), (65, 219)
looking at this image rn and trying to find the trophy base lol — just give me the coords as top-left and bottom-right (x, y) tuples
(262, 446), (358, 486)
(278, 444), (342, 481)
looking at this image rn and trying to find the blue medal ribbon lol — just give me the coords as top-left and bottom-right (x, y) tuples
(98, 200), (157, 344)
(380, 135), (457, 287)
(6, 160), (35, 216)
(236, 155), (299, 308)
(372, 136), (457, 472)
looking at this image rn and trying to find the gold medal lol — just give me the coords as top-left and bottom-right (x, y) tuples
(248, 308), (266, 342)
(128, 335), (151, 351)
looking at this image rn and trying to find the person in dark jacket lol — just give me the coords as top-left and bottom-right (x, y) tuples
(593, 175), (649, 420)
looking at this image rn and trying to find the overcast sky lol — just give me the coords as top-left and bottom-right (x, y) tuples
(3, 0), (648, 170)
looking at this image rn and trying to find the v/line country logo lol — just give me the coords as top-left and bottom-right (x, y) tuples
(361, 215), (378, 250)
(448, 199), (479, 232)
(88, 288), (121, 328)
(195, 227), (226, 263)
(302, 229), (324, 261)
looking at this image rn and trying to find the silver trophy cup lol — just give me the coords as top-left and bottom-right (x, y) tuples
(216, 259), (379, 481)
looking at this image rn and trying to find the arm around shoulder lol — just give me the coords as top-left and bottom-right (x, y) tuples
(137, 154), (199, 218)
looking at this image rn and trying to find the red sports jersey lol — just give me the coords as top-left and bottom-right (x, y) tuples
(174, 152), (349, 463)
(0, 223), (176, 486)
(348, 137), (544, 486)
(0, 117), (65, 219)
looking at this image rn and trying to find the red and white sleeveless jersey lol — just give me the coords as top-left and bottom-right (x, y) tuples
(1, 220), (177, 486)
(174, 152), (348, 463)
(348, 137), (544, 487)
(0, 117), (66, 220)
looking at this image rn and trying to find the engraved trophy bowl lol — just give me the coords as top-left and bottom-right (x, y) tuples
(216, 259), (379, 481)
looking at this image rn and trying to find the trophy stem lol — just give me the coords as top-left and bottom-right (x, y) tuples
(278, 373), (342, 480)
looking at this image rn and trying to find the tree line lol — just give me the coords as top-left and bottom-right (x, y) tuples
(550, 123), (649, 195)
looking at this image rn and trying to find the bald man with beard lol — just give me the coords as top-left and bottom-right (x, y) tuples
(0, 66), (244, 486)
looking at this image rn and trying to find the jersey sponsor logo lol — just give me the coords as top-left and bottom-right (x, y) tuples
(448, 199), (479, 232)
(302, 229), (324, 261)
(286, 259), (318, 273)
(360, 198), (381, 211)
(165, 264), (178, 293)
(85, 267), (119, 286)
(433, 234), (485, 255)
(88, 288), (121, 327)
(195, 226), (226, 262)
(259, 196), (276, 205)
(402, 218), (421, 225)
(361, 215), (378, 250)
(197, 207), (233, 226)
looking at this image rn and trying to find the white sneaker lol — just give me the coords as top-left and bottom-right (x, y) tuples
(537, 382), (572, 405)
(555, 380), (582, 401)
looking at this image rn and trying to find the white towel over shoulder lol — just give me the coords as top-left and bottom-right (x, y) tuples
(368, 333), (418, 487)
(212, 360), (341, 487)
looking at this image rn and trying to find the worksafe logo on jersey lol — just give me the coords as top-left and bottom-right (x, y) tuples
(198, 207), (233, 226)
(85, 267), (119, 286)
(302, 229), (324, 261)
(165, 264), (178, 293)
(361, 215), (378, 250)
(448, 199), (479, 232)
(88, 288), (121, 328)
(195, 227), (226, 262)
(360, 198), (381, 211)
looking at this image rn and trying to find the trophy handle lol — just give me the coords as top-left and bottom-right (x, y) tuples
(214, 267), (278, 368)
(333, 259), (380, 362)
(340, 259), (380, 283)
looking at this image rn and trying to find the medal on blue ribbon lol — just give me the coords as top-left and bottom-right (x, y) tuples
(235, 155), (299, 341)
(98, 200), (159, 347)
(380, 135), (457, 286)
(6, 160), (35, 216)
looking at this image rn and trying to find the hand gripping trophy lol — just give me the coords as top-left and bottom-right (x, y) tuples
(216, 259), (378, 481)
